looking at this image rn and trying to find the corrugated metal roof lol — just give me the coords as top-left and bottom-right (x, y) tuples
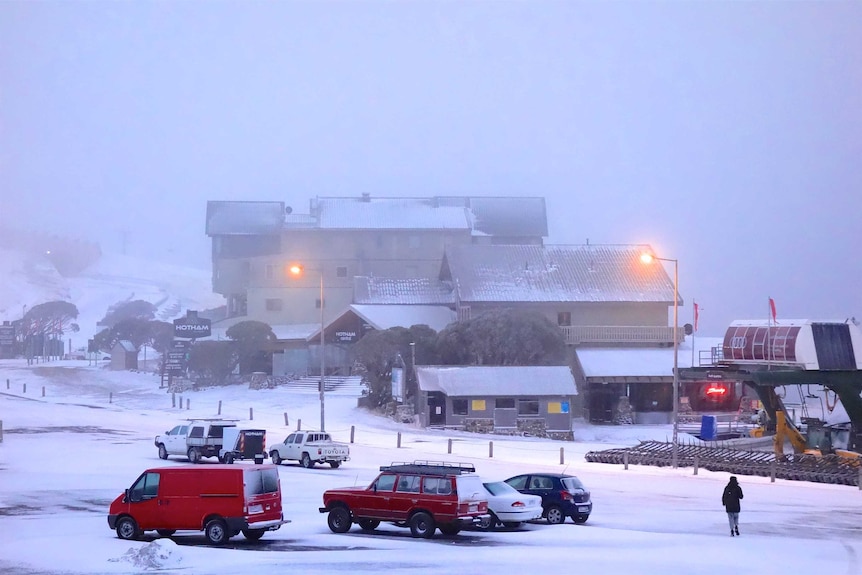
(575, 337), (723, 378)
(351, 304), (456, 332)
(206, 201), (285, 235)
(416, 365), (577, 397)
(353, 277), (456, 305)
(444, 244), (678, 304)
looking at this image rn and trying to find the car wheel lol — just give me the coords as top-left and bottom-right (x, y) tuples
(270, 451), (282, 465)
(329, 460), (341, 469)
(187, 448), (200, 464)
(327, 507), (352, 533)
(115, 516), (140, 540)
(156, 529), (176, 537)
(480, 512), (499, 530)
(301, 453), (314, 468)
(573, 514), (589, 524)
(205, 518), (229, 545)
(546, 506), (565, 525)
(157, 444), (168, 460)
(242, 528), (266, 541)
(409, 512), (436, 538)
(438, 523), (461, 536)
(357, 518), (380, 531)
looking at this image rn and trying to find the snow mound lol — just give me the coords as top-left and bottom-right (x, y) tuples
(110, 539), (184, 570)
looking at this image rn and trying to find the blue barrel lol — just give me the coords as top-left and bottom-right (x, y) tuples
(700, 415), (718, 441)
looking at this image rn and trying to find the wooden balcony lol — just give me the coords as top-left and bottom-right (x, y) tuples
(560, 325), (683, 346)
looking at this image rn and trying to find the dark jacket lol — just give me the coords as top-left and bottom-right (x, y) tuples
(722, 478), (744, 513)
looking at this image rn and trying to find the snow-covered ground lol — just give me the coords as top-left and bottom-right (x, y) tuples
(1, 358), (861, 575)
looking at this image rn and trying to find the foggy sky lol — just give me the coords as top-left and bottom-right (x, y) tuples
(1, 1), (860, 335)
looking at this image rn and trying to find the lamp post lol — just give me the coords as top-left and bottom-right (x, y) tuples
(641, 252), (680, 468)
(289, 264), (326, 431)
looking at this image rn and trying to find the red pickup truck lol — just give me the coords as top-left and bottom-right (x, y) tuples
(319, 460), (490, 538)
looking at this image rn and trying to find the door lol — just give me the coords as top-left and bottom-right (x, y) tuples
(164, 425), (188, 455)
(359, 473), (397, 518)
(428, 392), (446, 426)
(124, 471), (165, 530)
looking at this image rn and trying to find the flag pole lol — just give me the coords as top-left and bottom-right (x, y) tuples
(691, 300), (696, 367)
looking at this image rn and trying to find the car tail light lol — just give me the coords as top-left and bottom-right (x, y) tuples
(560, 490), (573, 502)
(317, 448), (322, 456)
(511, 501), (526, 508)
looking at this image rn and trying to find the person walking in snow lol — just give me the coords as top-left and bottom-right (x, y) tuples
(722, 476), (744, 536)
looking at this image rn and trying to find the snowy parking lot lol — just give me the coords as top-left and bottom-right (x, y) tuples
(1, 359), (862, 575)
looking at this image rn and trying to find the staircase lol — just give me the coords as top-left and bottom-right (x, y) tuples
(273, 375), (365, 396)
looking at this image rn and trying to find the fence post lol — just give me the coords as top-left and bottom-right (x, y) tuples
(560, 447), (564, 465)
(448, 438), (453, 454)
(693, 455), (699, 475)
(0, 420), (3, 443)
(249, 407), (254, 421)
(350, 426), (355, 443)
(5, 378), (8, 389)
(397, 432), (402, 448)
(770, 462), (776, 483)
(218, 400), (222, 415)
(23, 383), (26, 394)
(489, 441), (494, 458)
(297, 419), (301, 431)
(624, 451), (629, 470)
(109, 392), (113, 404)
(42, 386), (45, 397)
(186, 398), (190, 410)
(284, 412), (289, 426)
(172, 393), (176, 408)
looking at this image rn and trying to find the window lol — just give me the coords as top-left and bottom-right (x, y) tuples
(506, 475), (527, 490)
(557, 312), (571, 326)
(518, 398), (539, 416)
(245, 468), (280, 496)
(471, 399), (486, 411)
(374, 474), (396, 492)
(423, 477), (453, 495)
(336, 266), (348, 278)
(495, 398), (515, 409)
(396, 475), (421, 493)
(129, 472), (160, 502)
(265, 298), (283, 311)
(189, 426), (204, 438)
(452, 399), (468, 415)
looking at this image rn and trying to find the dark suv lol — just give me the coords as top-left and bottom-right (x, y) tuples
(504, 473), (592, 524)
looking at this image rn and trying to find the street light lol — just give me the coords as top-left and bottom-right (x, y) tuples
(289, 263), (326, 432)
(640, 251), (680, 468)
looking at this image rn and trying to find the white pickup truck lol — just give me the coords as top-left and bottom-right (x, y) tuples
(269, 430), (350, 469)
(154, 419), (237, 464)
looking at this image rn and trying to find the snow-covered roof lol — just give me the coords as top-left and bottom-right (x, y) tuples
(114, 340), (137, 352)
(443, 244), (679, 304)
(353, 276), (455, 305)
(576, 336), (724, 378)
(350, 304), (456, 332)
(207, 322), (319, 342)
(416, 365), (577, 397)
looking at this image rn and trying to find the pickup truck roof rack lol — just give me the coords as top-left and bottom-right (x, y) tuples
(380, 460), (476, 475)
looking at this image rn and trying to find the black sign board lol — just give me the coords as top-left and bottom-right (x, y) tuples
(173, 311), (211, 339)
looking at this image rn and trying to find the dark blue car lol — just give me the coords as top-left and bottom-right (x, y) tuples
(504, 473), (592, 525)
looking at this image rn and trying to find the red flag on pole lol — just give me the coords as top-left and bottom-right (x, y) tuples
(693, 301), (699, 332)
(769, 297), (778, 324)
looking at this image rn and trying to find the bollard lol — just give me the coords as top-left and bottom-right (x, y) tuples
(23, 383), (26, 394)
(0, 419), (3, 443)
(624, 451), (629, 470)
(489, 441), (494, 458)
(397, 432), (402, 448)
(186, 398), (190, 410)
(284, 412), (289, 426)
(218, 400), (222, 415)
(249, 407), (254, 421)
(560, 447), (564, 465)
(172, 393), (176, 408)
(770, 462), (776, 483)
(5, 378), (8, 390)
(109, 392), (113, 404)
(42, 386), (45, 397)
(297, 419), (301, 431)
(693, 455), (699, 475)
(179, 395), (183, 409)
(448, 438), (453, 454)
(350, 425), (355, 443)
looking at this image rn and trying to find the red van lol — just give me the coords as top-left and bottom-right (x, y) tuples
(108, 464), (288, 545)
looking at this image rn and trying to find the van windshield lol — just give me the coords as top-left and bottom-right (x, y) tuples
(245, 468), (279, 497)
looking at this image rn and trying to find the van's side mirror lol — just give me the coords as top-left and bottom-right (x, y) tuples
(123, 488), (130, 503)
(373, 483), (377, 493)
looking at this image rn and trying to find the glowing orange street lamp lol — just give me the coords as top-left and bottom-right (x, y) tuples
(289, 263), (326, 431)
(641, 251), (680, 468)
